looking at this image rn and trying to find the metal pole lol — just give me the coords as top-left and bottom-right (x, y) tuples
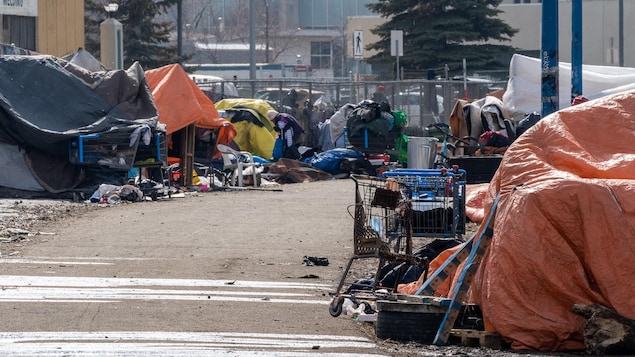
(177, 0), (182, 58)
(462, 58), (467, 99)
(249, 0), (256, 80)
(395, 40), (399, 81)
(619, 0), (624, 67)
(541, 0), (559, 117)
(571, 0), (582, 101)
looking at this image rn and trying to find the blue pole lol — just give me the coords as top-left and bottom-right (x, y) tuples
(571, 0), (583, 101)
(541, 0), (559, 117)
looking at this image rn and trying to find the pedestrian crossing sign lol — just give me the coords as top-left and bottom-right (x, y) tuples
(353, 30), (363, 59)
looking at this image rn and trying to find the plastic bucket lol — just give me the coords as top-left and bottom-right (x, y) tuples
(407, 136), (438, 169)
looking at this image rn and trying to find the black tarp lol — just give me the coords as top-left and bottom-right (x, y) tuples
(0, 55), (161, 196)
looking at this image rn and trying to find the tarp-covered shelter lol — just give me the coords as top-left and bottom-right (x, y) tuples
(144, 64), (237, 184)
(466, 90), (635, 351)
(145, 64), (234, 138)
(0, 55), (161, 196)
(215, 98), (277, 159)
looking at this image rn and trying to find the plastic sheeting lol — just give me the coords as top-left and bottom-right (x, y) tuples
(469, 90), (635, 351)
(502, 54), (635, 119)
(0, 55), (158, 156)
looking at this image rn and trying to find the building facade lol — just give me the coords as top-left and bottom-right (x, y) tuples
(0, 0), (84, 57)
(497, 0), (633, 67)
(181, 0), (633, 80)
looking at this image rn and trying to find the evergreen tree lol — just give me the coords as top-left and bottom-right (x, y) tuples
(365, 0), (518, 79)
(85, 0), (187, 70)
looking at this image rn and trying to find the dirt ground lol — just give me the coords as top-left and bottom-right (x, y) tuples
(0, 181), (583, 356)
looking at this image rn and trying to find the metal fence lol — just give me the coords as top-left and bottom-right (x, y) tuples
(196, 78), (507, 147)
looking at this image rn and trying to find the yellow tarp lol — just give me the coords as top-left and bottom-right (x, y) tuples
(230, 121), (275, 160)
(215, 98), (276, 132)
(215, 98), (278, 158)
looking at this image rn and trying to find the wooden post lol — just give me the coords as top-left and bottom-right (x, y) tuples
(180, 124), (196, 186)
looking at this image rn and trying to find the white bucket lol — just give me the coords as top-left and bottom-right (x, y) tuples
(407, 136), (439, 169)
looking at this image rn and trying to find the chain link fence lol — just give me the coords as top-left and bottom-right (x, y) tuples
(197, 78), (506, 147)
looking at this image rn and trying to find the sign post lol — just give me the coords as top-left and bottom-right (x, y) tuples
(390, 30), (403, 81)
(353, 30), (363, 81)
(571, 0), (582, 101)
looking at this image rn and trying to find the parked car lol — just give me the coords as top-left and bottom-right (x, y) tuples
(189, 74), (239, 102)
(256, 87), (327, 111)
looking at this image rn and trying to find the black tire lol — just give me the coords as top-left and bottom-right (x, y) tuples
(329, 296), (345, 317)
(376, 310), (445, 344)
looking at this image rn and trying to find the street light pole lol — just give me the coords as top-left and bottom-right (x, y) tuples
(100, 3), (123, 70)
(249, 0), (256, 80)
(177, 0), (183, 58)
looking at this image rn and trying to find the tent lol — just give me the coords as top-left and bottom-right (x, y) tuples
(215, 98), (277, 159)
(0, 55), (161, 196)
(144, 64), (236, 154)
(467, 90), (635, 351)
(145, 64), (234, 137)
(145, 65), (237, 184)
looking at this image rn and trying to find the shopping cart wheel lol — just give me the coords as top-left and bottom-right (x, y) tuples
(329, 296), (345, 317)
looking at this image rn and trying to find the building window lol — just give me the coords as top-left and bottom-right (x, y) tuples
(2, 15), (36, 51)
(311, 41), (331, 69)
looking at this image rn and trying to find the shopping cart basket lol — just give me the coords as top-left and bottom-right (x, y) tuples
(383, 168), (466, 239)
(329, 174), (428, 317)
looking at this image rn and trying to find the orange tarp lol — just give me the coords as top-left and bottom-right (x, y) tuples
(468, 90), (635, 351)
(145, 64), (235, 141)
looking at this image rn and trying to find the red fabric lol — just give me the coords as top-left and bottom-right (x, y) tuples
(571, 95), (589, 105)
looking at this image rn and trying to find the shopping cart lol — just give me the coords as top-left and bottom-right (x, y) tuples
(383, 168), (466, 239)
(329, 174), (428, 317)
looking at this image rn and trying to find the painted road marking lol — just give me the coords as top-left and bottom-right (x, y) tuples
(0, 275), (331, 304)
(0, 275), (330, 289)
(0, 331), (387, 356)
(1, 259), (112, 265)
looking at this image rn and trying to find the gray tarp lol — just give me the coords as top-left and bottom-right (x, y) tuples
(0, 55), (160, 194)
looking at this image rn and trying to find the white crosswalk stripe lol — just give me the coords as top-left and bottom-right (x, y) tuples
(0, 274), (329, 304)
(0, 273), (384, 356)
(0, 331), (385, 356)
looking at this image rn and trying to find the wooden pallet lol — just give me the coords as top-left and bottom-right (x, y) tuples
(449, 329), (501, 350)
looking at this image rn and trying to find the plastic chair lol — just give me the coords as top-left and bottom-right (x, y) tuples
(216, 144), (259, 187)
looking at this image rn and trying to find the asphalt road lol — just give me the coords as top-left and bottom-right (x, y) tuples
(0, 179), (391, 356)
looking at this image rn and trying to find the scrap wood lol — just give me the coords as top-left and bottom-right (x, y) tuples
(572, 303), (635, 356)
(449, 329), (501, 350)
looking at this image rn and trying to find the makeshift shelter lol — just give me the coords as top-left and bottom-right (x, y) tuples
(145, 64), (233, 136)
(466, 90), (635, 351)
(0, 55), (161, 196)
(145, 64), (236, 184)
(61, 47), (104, 72)
(215, 98), (277, 159)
